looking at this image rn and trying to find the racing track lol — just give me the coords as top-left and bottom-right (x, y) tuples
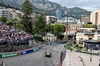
(0, 44), (65, 66)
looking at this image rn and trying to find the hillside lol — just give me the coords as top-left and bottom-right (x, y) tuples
(0, 3), (19, 10)
(0, 0), (91, 19)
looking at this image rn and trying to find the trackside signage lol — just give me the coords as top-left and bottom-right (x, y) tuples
(41, 44), (46, 47)
(33, 47), (39, 51)
(2, 52), (18, 58)
(0, 54), (1, 58)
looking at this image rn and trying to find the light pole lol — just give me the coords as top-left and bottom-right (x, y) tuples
(99, 59), (100, 66)
(90, 45), (92, 62)
(66, 8), (69, 41)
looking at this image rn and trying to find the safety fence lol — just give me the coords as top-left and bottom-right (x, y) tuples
(0, 42), (57, 58)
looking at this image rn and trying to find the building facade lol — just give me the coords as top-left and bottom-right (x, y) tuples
(43, 33), (57, 42)
(0, 9), (12, 18)
(76, 28), (99, 47)
(91, 10), (100, 26)
(81, 17), (90, 24)
(46, 16), (57, 24)
(56, 9), (62, 20)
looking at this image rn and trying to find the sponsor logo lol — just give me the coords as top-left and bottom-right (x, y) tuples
(2, 52), (18, 58)
(23, 51), (26, 54)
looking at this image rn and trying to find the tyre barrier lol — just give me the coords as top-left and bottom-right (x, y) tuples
(0, 42), (57, 58)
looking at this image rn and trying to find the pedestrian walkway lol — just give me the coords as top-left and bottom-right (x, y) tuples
(62, 50), (82, 66)
(62, 50), (100, 66)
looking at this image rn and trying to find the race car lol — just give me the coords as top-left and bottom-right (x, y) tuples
(45, 52), (51, 57)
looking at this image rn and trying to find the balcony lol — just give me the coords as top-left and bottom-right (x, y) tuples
(77, 31), (95, 35)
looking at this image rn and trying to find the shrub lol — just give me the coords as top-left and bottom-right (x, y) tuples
(58, 34), (64, 40)
(33, 34), (43, 41)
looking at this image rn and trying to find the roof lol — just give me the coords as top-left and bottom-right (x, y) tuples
(45, 33), (54, 37)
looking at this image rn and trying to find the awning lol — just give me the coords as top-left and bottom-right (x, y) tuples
(83, 40), (100, 44)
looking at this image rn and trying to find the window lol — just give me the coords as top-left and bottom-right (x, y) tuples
(97, 36), (100, 41)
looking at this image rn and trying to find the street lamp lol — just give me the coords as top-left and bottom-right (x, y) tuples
(99, 59), (100, 66)
(90, 45), (92, 62)
(66, 8), (69, 41)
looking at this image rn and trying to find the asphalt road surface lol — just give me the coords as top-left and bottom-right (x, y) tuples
(0, 44), (65, 66)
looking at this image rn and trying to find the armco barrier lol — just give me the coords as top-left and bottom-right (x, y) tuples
(0, 42), (57, 58)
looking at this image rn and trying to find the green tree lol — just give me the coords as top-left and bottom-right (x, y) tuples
(17, 13), (22, 21)
(0, 16), (7, 23)
(6, 18), (13, 25)
(21, 0), (33, 34)
(35, 15), (46, 35)
(33, 34), (43, 41)
(54, 24), (64, 36)
(6, 18), (18, 26)
(45, 24), (52, 32)
(16, 22), (25, 30)
(58, 34), (64, 40)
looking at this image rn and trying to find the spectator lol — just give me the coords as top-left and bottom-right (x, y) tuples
(0, 22), (33, 47)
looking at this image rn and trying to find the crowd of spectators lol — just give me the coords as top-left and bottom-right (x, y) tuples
(0, 22), (33, 47)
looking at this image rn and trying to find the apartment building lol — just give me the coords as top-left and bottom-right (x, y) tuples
(46, 16), (57, 24)
(81, 17), (90, 24)
(91, 10), (100, 26)
(0, 9), (12, 18)
(76, 28), (100, 47)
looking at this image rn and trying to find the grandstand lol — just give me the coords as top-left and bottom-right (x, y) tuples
(0, 22), (33, 48)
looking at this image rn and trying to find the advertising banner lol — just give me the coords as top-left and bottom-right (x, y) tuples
(33, 47), (39, 52)
(26, 49), (33, 53)
(47, 43), (51, 45)
(40, 44), (46, 47)
(52, 42), (57, 44)
(0, 54), (2, 58)
(20, 51), (27, 55)
(2, 52), (18, 58)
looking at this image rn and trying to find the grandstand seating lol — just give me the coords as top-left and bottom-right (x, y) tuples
(0, 22), (33, 47)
